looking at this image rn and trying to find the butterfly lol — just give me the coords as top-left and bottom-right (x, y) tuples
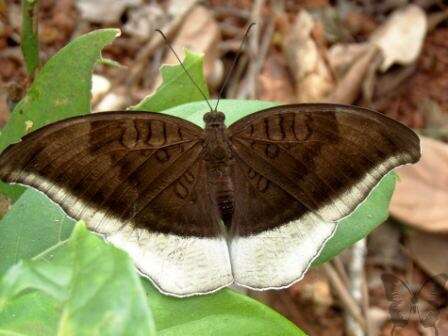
(381, 273), (448, 336)
(0, 102), (420, 296)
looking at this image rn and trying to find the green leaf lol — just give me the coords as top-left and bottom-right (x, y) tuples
(0, 189), (73, 276)
(20, 0), (40, 76)
(144, 282), (304, 336)
(0, 222), (156, 336)
(131, 50), (209, 112)
(0, 28), (120, 201)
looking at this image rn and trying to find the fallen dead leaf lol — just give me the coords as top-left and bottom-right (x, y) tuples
(390, 136), (448, 233)
(327, 43), (371, 79)
(124, 4), (166, 41)
(325, 46), (379, 104)
(283, 10), (334, 103)
(367, 221), (407, 269)
(94, 89), (129, 112)
(289, 268), (334, 317)
(156, 5), (221, 90)
(91, 74), (111, 105)
(367, 307), (389, 336)
(75, 0), (142, 24)
(407, 230), (448, 288)
(258, 51), (295, 103)
(370, 4), (427, 72)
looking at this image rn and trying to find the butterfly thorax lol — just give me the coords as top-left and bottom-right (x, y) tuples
(203, 111), (235, 228)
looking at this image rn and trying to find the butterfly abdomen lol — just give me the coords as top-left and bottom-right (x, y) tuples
(214, 169), (235, 228)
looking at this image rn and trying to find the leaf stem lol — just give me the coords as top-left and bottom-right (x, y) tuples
(21, 0), (40, 79)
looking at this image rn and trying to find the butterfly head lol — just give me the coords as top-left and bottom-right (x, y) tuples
(204, 111), (225, 128)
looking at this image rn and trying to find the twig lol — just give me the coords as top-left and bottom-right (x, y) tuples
(237, 0), (265, 99)
(345, 239), (368, 336)
(20, 0), (40, 80)
(126, 1), (198, 87)
(218, 22), (245, 38)
(238, 0), (282, 99)
(238, 18), (274, 99)
(362, 274), (371, 336)
(226, 54), (249, 98)
(332, 256), (350, 284)
(219, 39), (242, 53)
(323, 263), (367, 332)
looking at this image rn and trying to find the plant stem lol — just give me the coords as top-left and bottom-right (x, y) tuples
(345, 239), (368, 336)
(21, 0), (40, 79)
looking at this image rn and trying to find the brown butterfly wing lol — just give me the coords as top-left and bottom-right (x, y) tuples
(227, 104), (420, 289)
(0, 111), (232, 297)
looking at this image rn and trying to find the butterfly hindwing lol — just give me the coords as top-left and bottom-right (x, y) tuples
(229, 148), (337, 288)
(0, 111), (233, 297)
(228, 104), (420, 289)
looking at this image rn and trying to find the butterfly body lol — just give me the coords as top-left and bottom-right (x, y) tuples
(0, 104), (421, 296)
(202, 111), (235, 228)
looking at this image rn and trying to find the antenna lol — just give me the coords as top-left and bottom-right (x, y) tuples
(214, 22), (255, 111)
(155, 29), (214, 112)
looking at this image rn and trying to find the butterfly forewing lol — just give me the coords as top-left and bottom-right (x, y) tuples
(228, 104), (420, 223)
(0, 111), (233, 296)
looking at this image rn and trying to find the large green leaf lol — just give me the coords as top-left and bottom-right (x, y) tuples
(145, 282), (303, 336)
(0, 222), (156, 336)
(131, 50), (209, 112)
(0, 188), (73, 276)
(0, 28), (120, 200)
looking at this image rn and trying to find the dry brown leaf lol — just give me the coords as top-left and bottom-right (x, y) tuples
(75, 0), (142, 24)
(258, 52), (295, 103)
(370, 5), (427, 72)
(367, 307), (389, 336)
(289, 269), (333, 317)
(324, 47), (379, 105)
(123, 4), (166, 41)
(407, 230), (448, 288)
(390, 136), (448, 233)
(327, 43), (371, 79)
(91, 74), (111, 106)
(283, 10), (334, 103)
(157, 5), (221, 90)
